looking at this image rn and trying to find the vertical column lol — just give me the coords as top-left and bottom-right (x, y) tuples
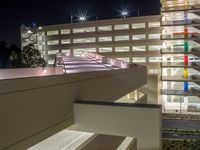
(183, 12), (189, 92)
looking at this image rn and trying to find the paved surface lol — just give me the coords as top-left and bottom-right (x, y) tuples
(163, 133), (200, 140)
(81, 134), (125, 150)
(61, 57), (120, 74)
(163, 119), (200, 130)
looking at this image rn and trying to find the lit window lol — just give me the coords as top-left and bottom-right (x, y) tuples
(148, 34), (160, 39)
(73, 27), (95, 33)
(132, 46), (146, 51)
(115, 35), (129, 41)
(149, 45), (161, 51)
(60, 29), (70, 34)
(48, 60), (55, 65)
(149, 68), (161, 74)
(47, 30), (59, 36)
(48, 50), (59, 55)
(61, 39), (71, 44)
(98, 36), (112, 42)
(132, 23), (145, 29)
(37, 45), (43, 51)
(98, 25), (112, 31)
(149, 57), (162, 62)
(148, 22), (160, 28)
(61, 49), (71, 54)
(73, 38), (96, 44)
(114, 24), (129, 30)
(132, 34), (146, 40)
(73, 49), (83, 57)
(47, 40), (59, 45)
(37, 34), (44, 41)
(116, 57), (130, 62)
(73, 48), (96, 56)
(99, 47), (112, 53)
(115, 46), (129, 52)
(132, 57), (146, 63)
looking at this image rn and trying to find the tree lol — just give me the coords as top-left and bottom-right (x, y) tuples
(8, 44), (22, 68)
(21, 44), (46, 68)
(0, 41), (10, 68)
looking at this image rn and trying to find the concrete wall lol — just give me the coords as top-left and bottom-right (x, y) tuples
(73, 102), (162, 150)
(140, 75), (162, 104)
(0, 66), (146, 150)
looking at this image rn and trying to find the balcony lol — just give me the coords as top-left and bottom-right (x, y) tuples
(161, 62), (193, 68)
(161, 5), (200, 13)
(161, 19), (200, 27)
(162, 88), (200, 97)
(161, 33), (200, 41)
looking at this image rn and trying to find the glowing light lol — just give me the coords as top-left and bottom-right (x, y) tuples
(28, 30), (32, 34)
(121, 10), (128, 18)
(79, 16), (86, 22)
(42, 68), (47, 73)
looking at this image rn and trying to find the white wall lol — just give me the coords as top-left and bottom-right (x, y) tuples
(73, 103), (162, 150)
(0, 66), (146, 150)
(140, 75), (162, 104)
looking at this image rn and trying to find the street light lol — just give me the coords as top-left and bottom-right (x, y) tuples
(121, 10), (128, 18)
(79, 16), (86, 22)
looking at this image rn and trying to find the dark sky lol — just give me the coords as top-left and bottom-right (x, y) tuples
(0, 0), (161, 47)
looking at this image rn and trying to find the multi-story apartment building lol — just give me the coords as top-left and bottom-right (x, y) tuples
(21, 15), (162, 75)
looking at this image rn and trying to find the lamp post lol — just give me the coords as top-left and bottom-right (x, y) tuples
(121, 11), (128, 18)
(79, 16), (86, 22)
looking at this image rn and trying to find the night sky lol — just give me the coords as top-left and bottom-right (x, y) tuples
(0, 0), (161, 47)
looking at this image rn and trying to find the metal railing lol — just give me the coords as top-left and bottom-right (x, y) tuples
(161, 4), (200, 12)
(55, 52), (140, 74)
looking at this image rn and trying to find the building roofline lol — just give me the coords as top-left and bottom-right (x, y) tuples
(38, 15), (161, 29)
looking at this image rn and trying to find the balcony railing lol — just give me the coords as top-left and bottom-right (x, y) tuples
(161, 4), (200, 12)
(161, 19), (200, 26)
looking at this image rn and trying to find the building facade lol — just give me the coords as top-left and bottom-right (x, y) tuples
(21, 3), (200, 113)
(160, 0), (200, 112)
(21, 15), (162, 75)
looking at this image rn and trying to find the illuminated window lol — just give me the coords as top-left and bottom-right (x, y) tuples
(132, 46), (146, 51)
(149, 68), (161, 74)
(73, 38), (96, 44)
(73, 48), (96, 56)
(61, 39), (71, 44)
(73, 27), (95, 33)
(60, 29), (70, 34)
(99, 47), (112, 53)
(132, 23), (145, 29)
(98, 25), (112, 31)
(148, 22), (160, 28)
(48, 50), (59, 55)
(115, 46), (129, 52)
(114, 24), (129, 30)
(116, 57), (130, 62)
(132, 34), (146, 40)
(132, 57), (146, 63)
(61, 49), (71, 54)
(148, 34), (160, 39)
(47, 40), (59, 45)
(98, 36), (112, 42)
(37, 34), (44, 41)
(149, 57), (163, 62)
(48, 60), (55, 65)
(149, 45), (161, 51)
(115, 35), (129, 41)
(47, 30), (59, 36)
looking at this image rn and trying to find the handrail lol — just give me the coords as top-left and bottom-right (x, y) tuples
(55, 52), (139, 72)
(161, 4), (200, 12)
